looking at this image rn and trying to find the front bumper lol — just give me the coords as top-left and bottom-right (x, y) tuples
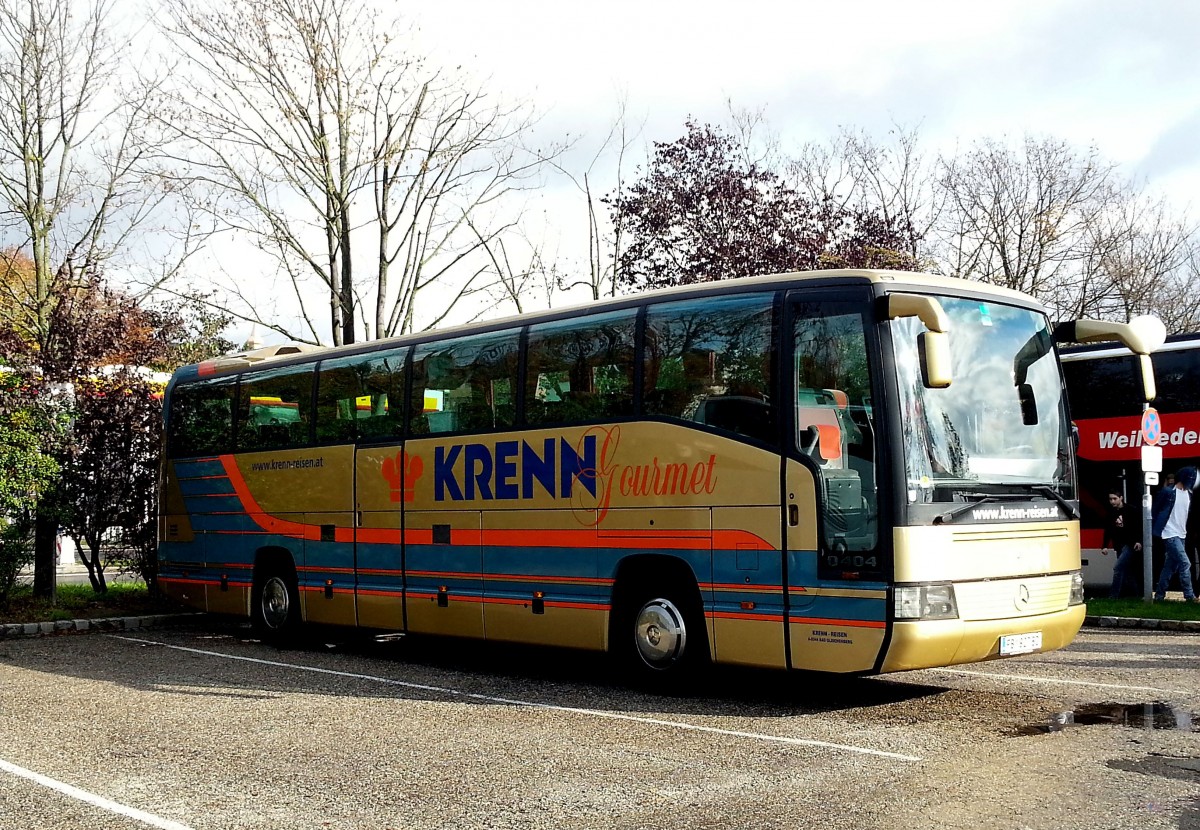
(879, 604), (1086, 673)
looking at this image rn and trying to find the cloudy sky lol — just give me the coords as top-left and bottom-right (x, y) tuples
(412, 0), (1200, 208)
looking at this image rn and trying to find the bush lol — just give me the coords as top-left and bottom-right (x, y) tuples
(0, 518), (33, 609)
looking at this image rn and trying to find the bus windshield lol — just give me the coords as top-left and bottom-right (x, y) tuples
(892, 296), (1073, 502)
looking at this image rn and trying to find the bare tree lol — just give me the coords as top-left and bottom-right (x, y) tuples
(526, 97), (643, 302)
(934, 135), (1119, 309)
(1070, 187), (1200, 330)
(157, 0), (556, 346)
(0, 0), (199, 340)
(788, 122), (940, 265)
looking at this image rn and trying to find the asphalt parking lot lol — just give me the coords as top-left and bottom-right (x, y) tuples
(0, 623), (1197, 830)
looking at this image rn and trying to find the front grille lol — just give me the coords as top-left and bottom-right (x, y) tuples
(953, 574), (1072, 621)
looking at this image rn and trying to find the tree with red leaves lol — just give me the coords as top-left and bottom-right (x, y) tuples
(608, 121), (918, 291)
(2, 272), (232, 594)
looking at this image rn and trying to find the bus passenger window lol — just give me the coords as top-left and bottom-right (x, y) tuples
(168, 378), (236, 458)
(411, 331), (519, 434)
(525, 310), (636, 426)
(236, 364), (315, 451)
(357, 350), (407, 439)
(644, 293), (774, 443)
(315, 360), (360, 444)
(314, 348), (408, 443)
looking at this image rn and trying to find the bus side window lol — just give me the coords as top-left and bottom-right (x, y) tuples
(314, 348), (409, 443)
(644, 292), (775, 444)
(315, 360), (360, 444)
(411, 331), (519, 435)
(168, 378), (236, 458)
(525, 310), (637, 426)
(236, 364), (315, 452)
(358, 349), (408, 440)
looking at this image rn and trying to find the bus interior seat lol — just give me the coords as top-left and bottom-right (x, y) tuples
(796, 404), (844, 466)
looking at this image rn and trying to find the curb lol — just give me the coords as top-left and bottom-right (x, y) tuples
(0, 613), (204, 640)
(1083, 615), (1200, 632)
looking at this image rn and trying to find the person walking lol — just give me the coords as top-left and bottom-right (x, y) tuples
(1102, 489), (1142, 598)
(1151, 466), (1199, 602)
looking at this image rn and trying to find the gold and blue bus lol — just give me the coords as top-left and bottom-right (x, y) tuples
(158, 269), (1160, 680)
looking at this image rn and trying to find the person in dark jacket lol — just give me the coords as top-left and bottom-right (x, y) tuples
(1151, 466), (1199, 602)
(1103, 489), (1142, 598)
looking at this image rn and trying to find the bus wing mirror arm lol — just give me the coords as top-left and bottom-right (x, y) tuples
(1053, 316), (1166, 402)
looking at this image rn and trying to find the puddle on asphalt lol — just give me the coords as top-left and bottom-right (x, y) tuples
(1013, 702), (1200, 736)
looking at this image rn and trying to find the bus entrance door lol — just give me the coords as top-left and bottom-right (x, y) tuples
(354, 445), (407, 631)
(786, 290), (888, 672)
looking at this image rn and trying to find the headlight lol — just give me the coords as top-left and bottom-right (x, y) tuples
(894, 583), (959, 620)
(1069, 570), (1085, 606)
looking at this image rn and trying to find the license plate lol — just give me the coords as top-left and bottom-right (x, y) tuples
(999, 632), (1042, 655)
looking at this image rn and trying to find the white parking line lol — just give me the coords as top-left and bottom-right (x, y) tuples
(114, 636), (921, 762)
(0, 758), (193, 830)
(930, 667), (1198, 697)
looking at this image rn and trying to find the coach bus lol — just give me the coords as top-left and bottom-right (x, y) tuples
(1060, 334), (1200, 592)
(157, 269), (1161, 681)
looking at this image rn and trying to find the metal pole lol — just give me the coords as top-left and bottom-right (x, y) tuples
(1143, 402), (1154, 603)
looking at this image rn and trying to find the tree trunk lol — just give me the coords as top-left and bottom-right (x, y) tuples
(79, 540), (108, 593)
(32, 508), (57, 601)
(339, 212), (355, 344)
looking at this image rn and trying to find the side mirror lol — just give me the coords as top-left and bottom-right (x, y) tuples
(919, 331), (952, 389)
(889, 293), (952, 389)
(1017, 382), (1038, 425)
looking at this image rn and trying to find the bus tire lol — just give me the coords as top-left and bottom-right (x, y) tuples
(252, 561), (301, 645)
(614, 581), (708, 686)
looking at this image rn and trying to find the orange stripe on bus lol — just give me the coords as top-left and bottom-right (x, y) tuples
(702, 582), (784, 592)
(788, 617), (886, 629)
(220, 456), (320, 541)
(707, 611), (786, 622)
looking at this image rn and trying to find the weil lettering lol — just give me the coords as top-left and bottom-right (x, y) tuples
(1097, 427), (1200, 450)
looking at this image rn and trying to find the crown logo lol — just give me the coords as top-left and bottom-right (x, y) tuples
(381, 450), (424, 503)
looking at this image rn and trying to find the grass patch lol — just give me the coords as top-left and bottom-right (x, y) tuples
(0, 581), (184, 625)
(1085, 596), (1200, 621)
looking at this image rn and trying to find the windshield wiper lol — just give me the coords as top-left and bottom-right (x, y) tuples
(1027, 485), (1080, 520)
(931, 487), (1077, 525)
(933, 493), (1004, 525)
(932, 491), (1054, 525)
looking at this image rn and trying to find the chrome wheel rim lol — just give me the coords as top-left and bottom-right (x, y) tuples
(261, 576), (291, 629)
(634, 598), (686, 669)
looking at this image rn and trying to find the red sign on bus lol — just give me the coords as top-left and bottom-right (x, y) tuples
(1076, 413), (1200, 462)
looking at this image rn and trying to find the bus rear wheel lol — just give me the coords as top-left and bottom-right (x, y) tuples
(252, 566), (300, 644)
